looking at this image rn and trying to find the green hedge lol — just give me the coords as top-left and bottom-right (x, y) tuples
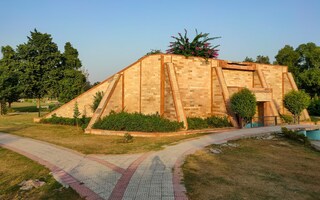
(41, 114), (91, 129)
(187, 116), (232, 130)
(93, 111), (184, 132)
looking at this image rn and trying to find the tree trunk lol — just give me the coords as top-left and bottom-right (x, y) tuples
(8, 102), (11, 108)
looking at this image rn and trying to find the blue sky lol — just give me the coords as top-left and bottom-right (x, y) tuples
(1, 0), (319, 83)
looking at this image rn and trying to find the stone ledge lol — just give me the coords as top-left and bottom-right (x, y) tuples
(85, 127), (236, 137)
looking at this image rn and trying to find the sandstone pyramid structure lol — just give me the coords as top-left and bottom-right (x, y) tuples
(43, 54), (310, 133)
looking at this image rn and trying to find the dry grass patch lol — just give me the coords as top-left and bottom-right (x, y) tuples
(0, 113), (206, 154)
(0, 147), (81, 200)
(182, 137), (320, 200)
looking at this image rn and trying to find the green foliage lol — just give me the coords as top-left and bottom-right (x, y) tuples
(243, 56), (254, 62)
(308, 95), (320, 116)
(93, 111), (184, 132)
(146, 49), (162, 55)
(207, 116), (231, 128)
(0, 46), (21, 107)
(0, 100), (8, 115)
(123, 133), (133, 143)
(298, 68), (320, 97)
(187, 116), (231, 130)
(230, 88), (257, 124)
(279, 114), (293, 124)
(57, 42), (87, 103)
(187, 117), (208, 130)
(91, 91), (104, 112)
(41, 114), (91, 129)
(275, 42), (320, 97)
(243, 55), (270, 64)
(283, 90), (310, 123)
(73, 102), (81, 127)
(167, 29), (220, 59)
(281, 127), (311, 146)
(275, 45), (300, 76)
(255, 55), (270, 64)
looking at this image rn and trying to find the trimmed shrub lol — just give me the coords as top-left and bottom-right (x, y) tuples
(41, 114), (91, 129)
(281, 127), (311, 146)
(187, 117), (208, 130)
(283, 90), (310, 123)
(207, 116), (231, 128)
(93, 111), (184, 132)
(230, 88), (257, 126)
(187, 116), (232, 130)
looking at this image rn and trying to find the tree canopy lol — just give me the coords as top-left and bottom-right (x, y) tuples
(230, 88), (257, 126)
(243, 55), (270, 64)
(0, 29), (89, 115)
(275, 42), (320, 97)
(283, 90), (310, 123)
(0, 46), (20, 107)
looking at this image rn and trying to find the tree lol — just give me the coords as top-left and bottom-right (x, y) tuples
(255, 55), (270, 64)
(230, 88), (257, 127)
(275, 45), (300, 76)
(308, 95), (320, 116)
(17, 29), (61, 117)
(57, 42), (87, 103)
(296, 42), (320, 70)
(275, 43), (320, 96)
(0, 46), (20, 110)
(167, 29), (220, 59)
(73, 101), (81, 127)
(298, 68), (320, 97)
(243, 56), (254, 62)
(283, 90), (310, 123)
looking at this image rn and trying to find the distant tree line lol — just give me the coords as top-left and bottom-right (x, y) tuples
(0, 29), (91, 116)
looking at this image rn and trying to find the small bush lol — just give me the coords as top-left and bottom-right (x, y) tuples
(91, 91), (104, 112)
(123, 133), (133, 143)
(281, 127), (311, 146)
(187, 116), (232, 130)
(93, 111), (184, 132)
(187, 117), (208, 130)
(280, 114), (293, 124)
(41, 114), (91, 129)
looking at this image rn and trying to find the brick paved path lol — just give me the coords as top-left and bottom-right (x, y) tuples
(0, 124), (317, 200)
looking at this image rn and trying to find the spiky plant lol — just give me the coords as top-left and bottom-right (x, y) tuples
(166, 29), (220, 59)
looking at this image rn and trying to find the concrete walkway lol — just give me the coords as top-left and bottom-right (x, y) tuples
(0, 124), (319, 200)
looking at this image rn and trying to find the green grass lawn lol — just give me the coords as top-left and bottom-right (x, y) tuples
(182, 136), (320, 200)
(0, 147), (81, 200)
(0, 112), (206, 154)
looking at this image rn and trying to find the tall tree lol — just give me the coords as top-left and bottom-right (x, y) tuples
(58, 42), (87, 103)
(255, 55), (270, 64)
(275, 45), (300, 76)
(275, 42), (320, 96)
(0, 46), (20, 109)
(296, 42), (320, 70)
(16, 29), (61, 117)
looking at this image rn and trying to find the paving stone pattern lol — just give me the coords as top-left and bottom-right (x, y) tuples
(0, 124), (318, 200)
